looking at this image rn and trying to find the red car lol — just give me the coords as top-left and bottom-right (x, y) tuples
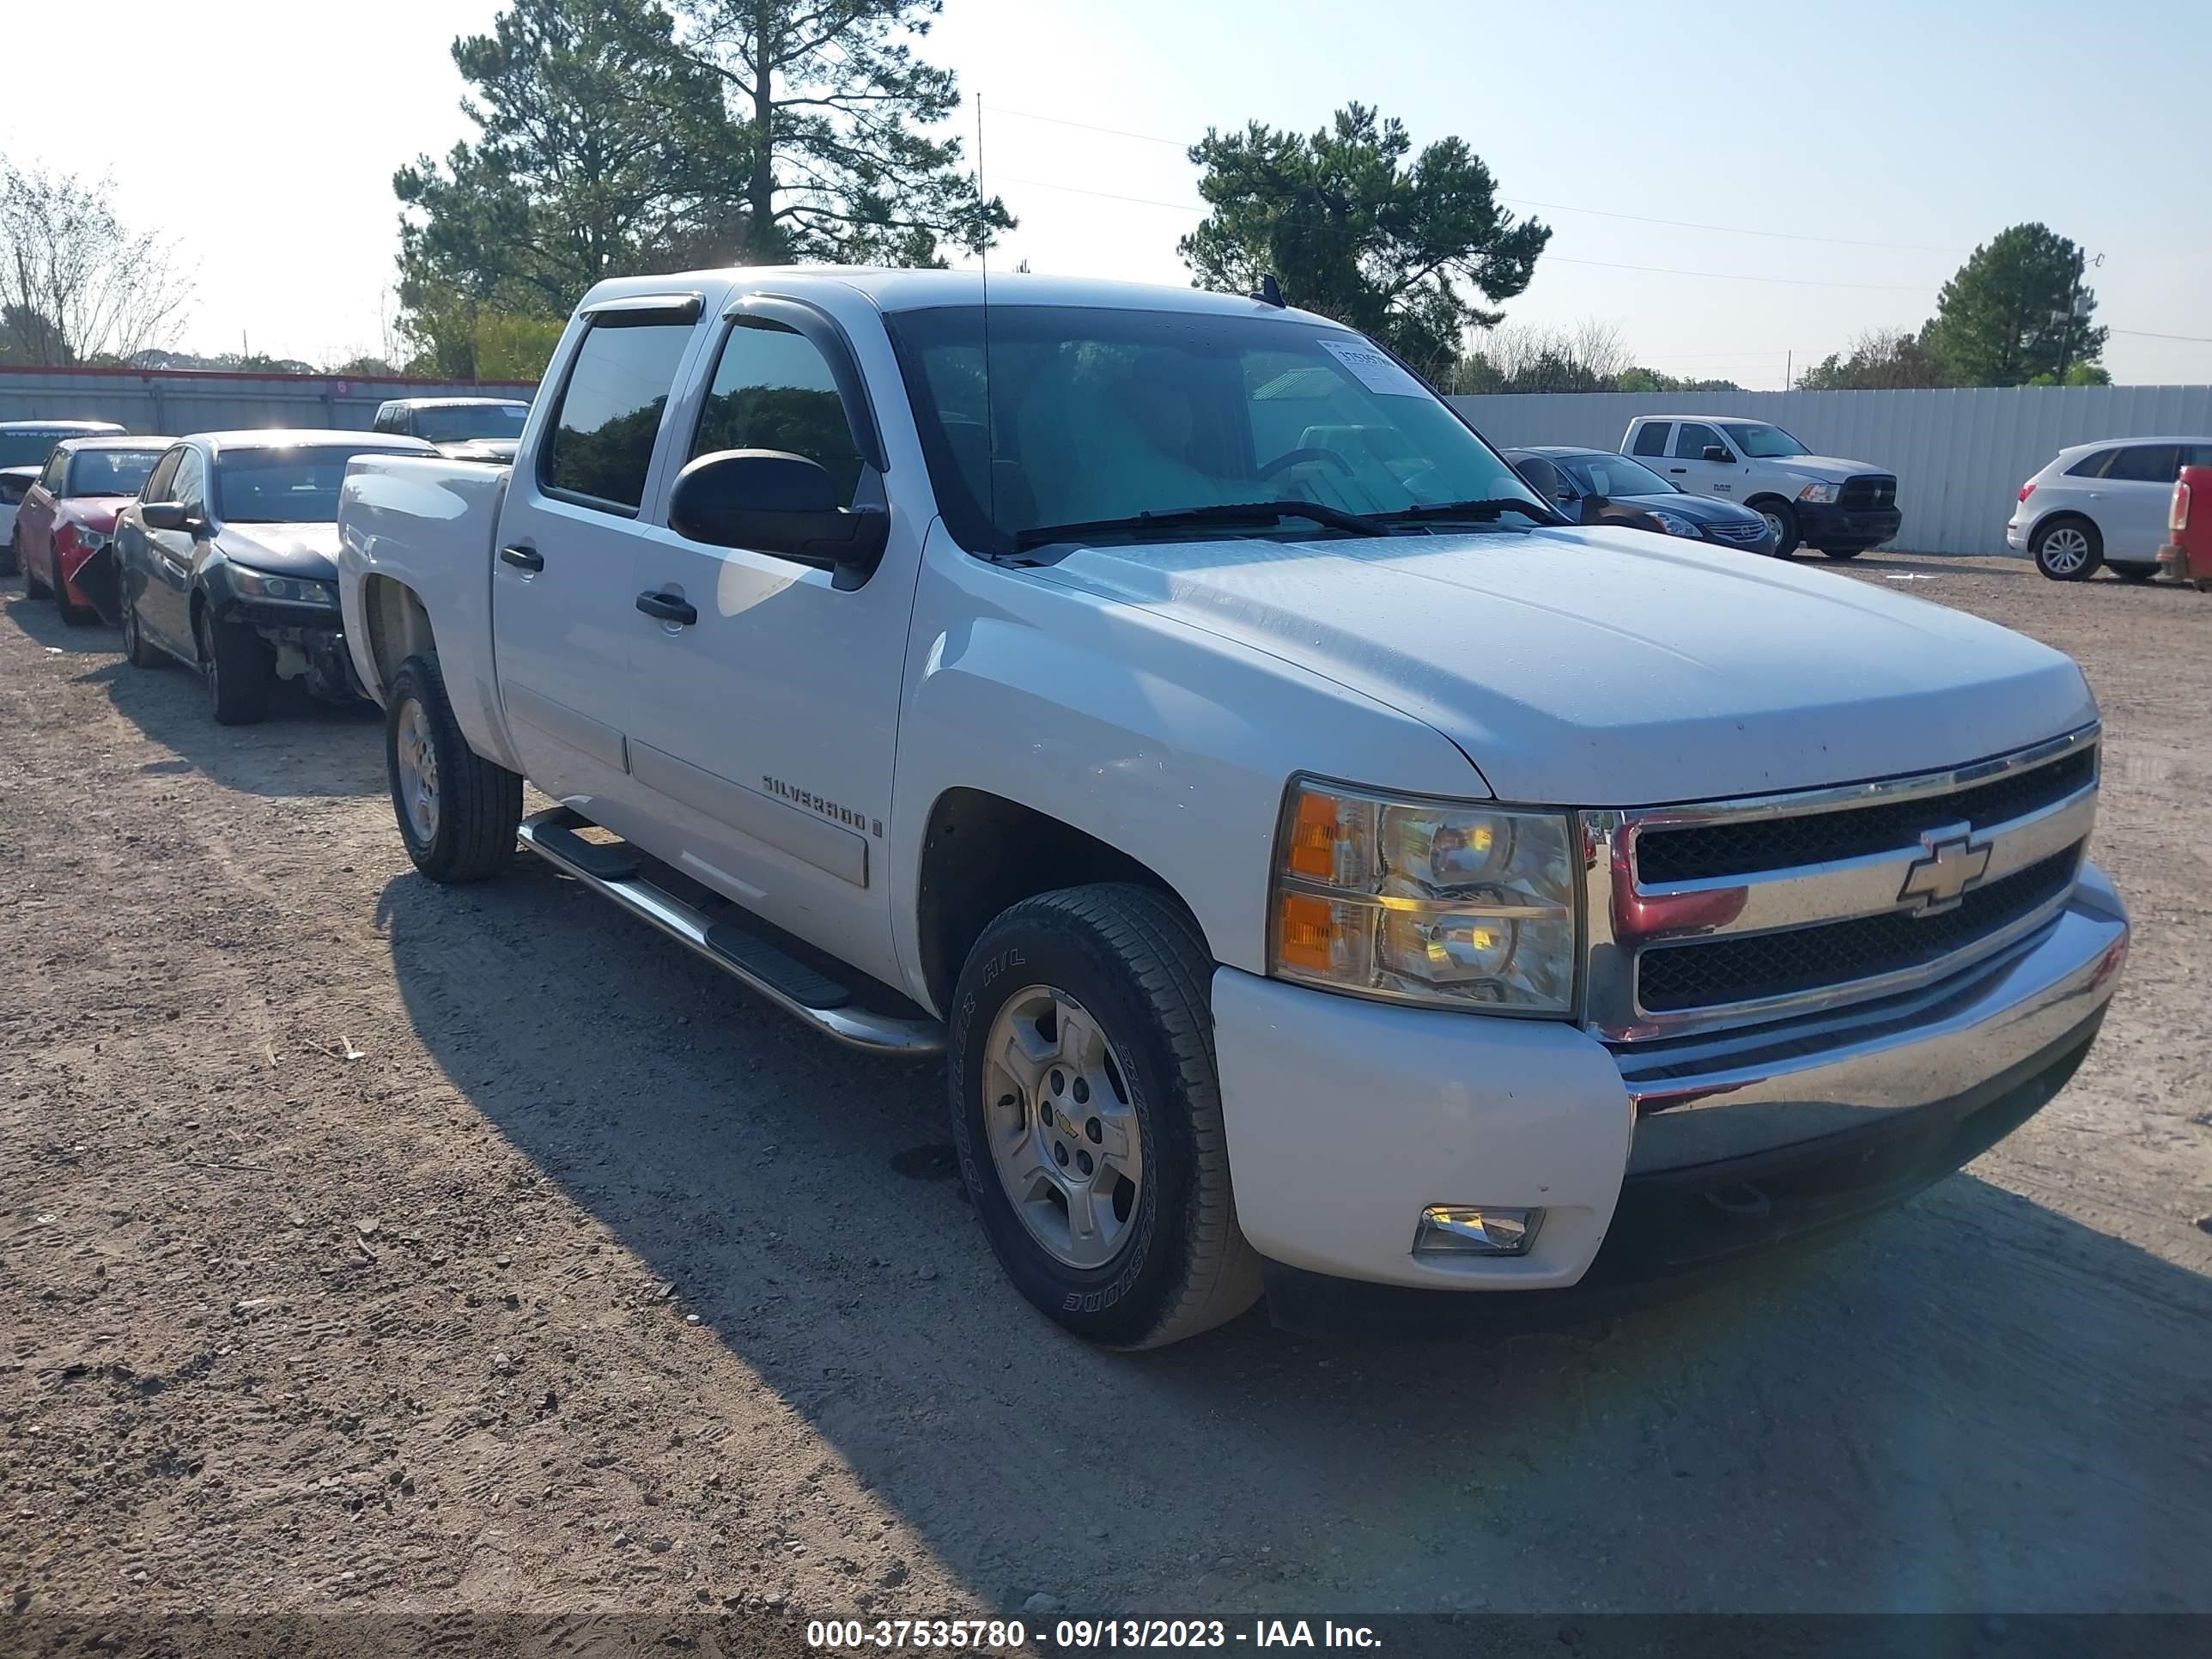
(17, 435), (173, 625)
(2159, 464), (2212, 590)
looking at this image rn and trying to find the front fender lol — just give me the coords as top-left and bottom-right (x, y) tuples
(890, 525), (1483, 994)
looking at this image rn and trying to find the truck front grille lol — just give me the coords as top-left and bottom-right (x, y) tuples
(1839, 474), (1898, 511)
(1638, 846), (2083, 1013)
(1637, 746), (2095, 883)
(1588, 729), (2100, 1042)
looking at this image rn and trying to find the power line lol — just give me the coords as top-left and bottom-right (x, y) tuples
(1502, 198), (1959, 256)
(984, 104), (1960, 254)
(992, 175), (1932, 292)
(2110, 326), (2212, 345)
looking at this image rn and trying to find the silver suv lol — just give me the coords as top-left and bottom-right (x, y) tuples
(2008, 436), (2212, 581)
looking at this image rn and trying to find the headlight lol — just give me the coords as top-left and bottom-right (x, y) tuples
(70, 527), (111, 553)
(1796, 482), (1840, 504)
(1646, 509), (1700, 537)
(230, 566), (335, 605)
(1270, 779), (1578, 1014)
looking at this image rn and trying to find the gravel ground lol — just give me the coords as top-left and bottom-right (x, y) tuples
(2, 550), (2208, 1632)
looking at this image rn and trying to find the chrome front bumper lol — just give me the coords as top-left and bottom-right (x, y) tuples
(1616, 860), (2129, 1174)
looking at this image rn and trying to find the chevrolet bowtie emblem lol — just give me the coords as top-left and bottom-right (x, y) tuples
(1899, 828), (1991, 915)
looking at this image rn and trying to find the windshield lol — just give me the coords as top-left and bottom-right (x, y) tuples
(413, 404), (526, 443)
(66, 449), (164, 497)
(215, 447), (394, 523)
(1721, 422), (1809, 459)
(0, 433), (70, 468)
(1556, 453), (1677, 498)
(883, 305), (1546, 552)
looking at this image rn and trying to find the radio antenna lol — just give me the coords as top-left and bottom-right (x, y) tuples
(975, 94), (999, 538)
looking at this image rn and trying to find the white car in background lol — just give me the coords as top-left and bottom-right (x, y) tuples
(2008, 436), (2212, 581)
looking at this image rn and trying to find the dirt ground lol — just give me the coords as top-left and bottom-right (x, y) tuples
(2, 549), (2208, 1631)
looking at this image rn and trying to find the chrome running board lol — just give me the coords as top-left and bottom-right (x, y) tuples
(517, 808), (945, 1057)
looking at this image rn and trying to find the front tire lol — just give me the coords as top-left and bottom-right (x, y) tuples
(385, 653), (521, 883)
(196, 605), (273, 725)
(2033, 517), (2101, 581)
(1749, 498), (1799, 558)
(119, 592), (160, 668)
(948, 884), (1262, 1348)
(1818, 546), (1866, 562)
(2111, 562), (2157, 583)
(55, 575), (97, 626)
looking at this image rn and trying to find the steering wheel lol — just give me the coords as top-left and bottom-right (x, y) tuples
(1259, 446), (1356, 481)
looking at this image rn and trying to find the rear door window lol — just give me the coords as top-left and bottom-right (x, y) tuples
(541, 317), (697, 514)
(1630, 422), (1671, 458)
(2105, 444), (2180, 484)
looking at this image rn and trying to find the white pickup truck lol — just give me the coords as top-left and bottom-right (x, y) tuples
(1621, 414), (1904, 559)
(335, 270), (2127, 1347)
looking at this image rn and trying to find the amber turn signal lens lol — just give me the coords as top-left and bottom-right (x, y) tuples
(1286, 790), (1342, 878)
(1276, 892), (1339, 972)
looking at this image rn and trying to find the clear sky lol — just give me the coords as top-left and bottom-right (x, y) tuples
(5, 0), (2206, 388)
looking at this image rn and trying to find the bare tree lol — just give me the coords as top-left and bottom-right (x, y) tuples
(1454, 318), (1634, 392)
(0, 163), (194, 366)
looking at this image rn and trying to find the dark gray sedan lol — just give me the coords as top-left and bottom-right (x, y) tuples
(1505, 447), (1783, 557)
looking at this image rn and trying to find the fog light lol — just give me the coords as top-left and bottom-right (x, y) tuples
(1413, 1206), (1542, 1256)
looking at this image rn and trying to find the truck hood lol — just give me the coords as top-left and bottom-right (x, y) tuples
(1763, 454), (1883, 481)
(216, 521), (341, 579)
(1035, 525), (2094, 806)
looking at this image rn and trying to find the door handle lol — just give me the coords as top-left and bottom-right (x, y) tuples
(635, 590), (697, 626)
(1668, 466), (1686, 474)
(499, 544), (544, 573)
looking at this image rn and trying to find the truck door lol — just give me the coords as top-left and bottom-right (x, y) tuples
(1666, 420), (1741, 499)
(622, 299), (913, 988)
(490, 298), (703, 812)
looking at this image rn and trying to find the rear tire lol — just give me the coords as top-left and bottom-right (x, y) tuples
(948, 883), (1263, 1349)
(2033, 517), (2101, 581)
(1748, 498), (1799, 558)
(196, 605), (274, 725)
(385, 653), (521, 883)
(2111, 562), (2157, 583)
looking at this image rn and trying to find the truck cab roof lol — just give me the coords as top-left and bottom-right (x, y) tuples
(578, 265), (1338, 326)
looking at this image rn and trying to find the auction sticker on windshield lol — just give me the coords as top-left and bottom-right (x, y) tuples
(1318, 337), (1427, 397)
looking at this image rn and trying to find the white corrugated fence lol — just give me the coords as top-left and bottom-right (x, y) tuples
(1448, 386), (2212, 556)
(0, 367), (538, 441)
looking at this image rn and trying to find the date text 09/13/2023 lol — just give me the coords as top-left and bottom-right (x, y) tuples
(805, 1620), (1382, 1650)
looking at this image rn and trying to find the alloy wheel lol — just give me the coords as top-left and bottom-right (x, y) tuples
(982, 984), (1145, 1270)
(393, 696), (441, 845)
(2040, 526), (2091, 575)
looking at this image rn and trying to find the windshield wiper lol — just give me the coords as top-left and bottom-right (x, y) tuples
(1373, 497), (1559, 526)
(1013, 499), (1386, 551)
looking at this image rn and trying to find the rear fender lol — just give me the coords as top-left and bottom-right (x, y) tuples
(337, 457), (522, 771)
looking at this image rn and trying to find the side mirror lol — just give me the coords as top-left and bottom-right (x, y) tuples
(1702, 446), (1735, 464)
(140, 501), (191, 532)
(1579, 492), (1611, 526)
(669, 449), (887, 576)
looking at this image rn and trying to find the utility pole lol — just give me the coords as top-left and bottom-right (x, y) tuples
(1785, 350), (1792, 392)
(2054, 251), (2103, 383)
